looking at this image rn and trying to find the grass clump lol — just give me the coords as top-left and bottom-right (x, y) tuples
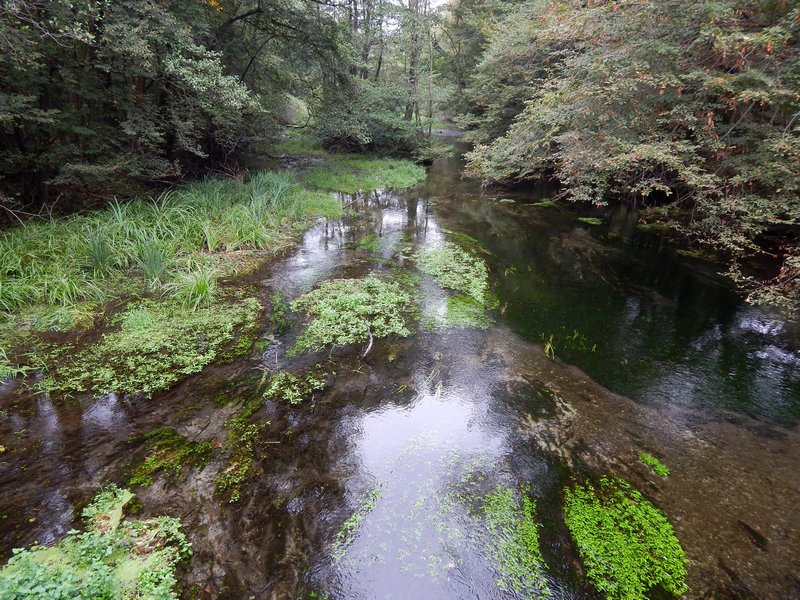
(638, 452), (670, 478)
(577, 217), (603, 225)
(563, 477), (688, 599)
(482, 485), (549, 597)
(289, 274), (417, 356)
(129, 428), (214, 487)
(416, 242), (490, 305)
(0, 485), (191, 599)
(302, 157), (426, 193)
(0, 170), (341, 357)
(263, 371), (326, 405)
(41, 296), (262, 397)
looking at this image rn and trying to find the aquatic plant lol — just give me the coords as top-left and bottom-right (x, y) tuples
(331, 485), (382, 559)
(440, 295), (494, 329)
(0, 485), (191, 599)
(41, 297), (262, 397)
(129, 428), (214, 487)
(357, 233), (381, 252)
(563, 477), (688, 599)
(638, 452), (670, 478)
(415, 241), (490, 305)
(263, 371), (326, 405)
(302, 156), (426, 193)
(269, 291), (292, 335)
(482, 484), (550, 596)
(216, 397), (267, 503)
(290, 275), (416, 356)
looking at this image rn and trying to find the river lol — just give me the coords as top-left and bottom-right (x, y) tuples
(1, 150), (799, 599)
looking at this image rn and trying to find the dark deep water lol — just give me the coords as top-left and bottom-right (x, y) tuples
(1, 151), (799, 599)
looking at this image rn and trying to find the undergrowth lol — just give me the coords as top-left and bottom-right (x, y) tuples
(0, 485), (191, 599)
(0, 170), (341, 360)
(416, 241), (491, 305)
(563, 477), (688, 599)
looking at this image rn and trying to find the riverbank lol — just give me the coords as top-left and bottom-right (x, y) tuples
(0, 152), (426, 394)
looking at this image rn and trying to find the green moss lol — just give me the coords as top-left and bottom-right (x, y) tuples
(563, 477), (688, 599)
(331, 485), (382, 559)
(263, 371), (327, 405)
(482, 485), (549, 596)
(129, 428), (214, 487)
(638, 451), (670, 478)
(302, 156), (426, 193)
(577, 217), (603, 225)
(39, 296), (262, 397)
(0, 485), (191, 599)
(416, 242), (491, 305)
(289, 274), (417, 356)
(216, 397), (266, 503)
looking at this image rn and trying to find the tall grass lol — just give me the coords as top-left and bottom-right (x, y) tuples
(0, 170), (341, 332)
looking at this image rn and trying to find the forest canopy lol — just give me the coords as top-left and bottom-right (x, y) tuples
(456, 0), (800, 309)
(1, 0), (798, 309)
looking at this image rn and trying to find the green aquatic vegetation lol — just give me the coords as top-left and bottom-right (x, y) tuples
(331, 485), (382, 559)
(263, 371), (327, 405)
(482, 485), (549, 597)
(290, 275), (417, 356)
(269, 291), (291, 335)
(563, 477), (688, 599)
(442, 230), (487, 255)
(216, 397), (267, 503)
(41, 296), (262, 397)
(129, 428), (213, 487)
(429, 294), (494, 330)
(416, 242), (491, 305)
(303, 156), (426, 193)
(357, 233), (381, 252)
(0, 485), (191, 599)
(577, 217), (603, 226)
(638, 452), (670, 478)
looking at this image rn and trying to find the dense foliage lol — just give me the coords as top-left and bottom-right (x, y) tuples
(290, 275), (417, 355)
(458, 0), (799, 309)
(0, 486), (191, 599)
(0, 0), (444, 214)
(563, 477), (688, 599)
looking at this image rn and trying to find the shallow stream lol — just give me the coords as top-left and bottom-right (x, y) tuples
(1, 151), (799, 599)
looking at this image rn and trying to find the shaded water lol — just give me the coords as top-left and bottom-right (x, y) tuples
(1, 152), (799, 599)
